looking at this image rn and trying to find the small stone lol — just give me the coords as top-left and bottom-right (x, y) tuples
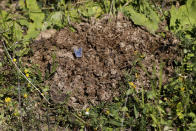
(36, 29), (57, 41)
(166, 108), (171, 113)
(0, 48), (3, 54)
(125, 45), (132, 51)
(119, 42), (126, 48)
(111, 69), (117, 75)
(70, 97), (77, 103)
(57, 51), (74, 60)
(163, 126), (173, 131)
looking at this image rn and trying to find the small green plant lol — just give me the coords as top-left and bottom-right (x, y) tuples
(170, 0), (196, 33)
(121, 0), (160, 33)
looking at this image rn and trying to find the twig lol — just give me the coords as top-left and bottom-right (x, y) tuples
(0, 29), (9, 34)
(75, 0), (88, 5)
(46, 106), (51, 131)
(70, 112), (86, 125)
(17, 58), (24, 131)
(123, 0), (132, 7)
(2, 41), (50, 104)
(121, 90), (129, 130)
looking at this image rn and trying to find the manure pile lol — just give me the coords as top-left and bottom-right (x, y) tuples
(26, 14), (180, 109)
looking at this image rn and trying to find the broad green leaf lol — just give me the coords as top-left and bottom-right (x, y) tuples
(26, 0), (41, 11)
(24, 23), (40, 41)
(0, 10), (10, 22)
(188, 112), (196, 118)
(26, 0), (45, 22)
(0, 10), (12, 31)
(29, 12), (45, 23)
(49, 11), (63, 27)
(64, 8), (80, 24)
(187, 0), (196, 18)
(13, 22), (23, 41)
(126, 89), (133, 95)
(121, 106), (128, 112)
(79, 1), (103, 18)
(176, 102), (184, 119)
(18, 0), (44, 45)
(170, 0), (196, 33)
(18, 19), (29, 27)
(122, 5), (160, 33)
(19, 0), (26, 9)
(15, 47), (30, 56)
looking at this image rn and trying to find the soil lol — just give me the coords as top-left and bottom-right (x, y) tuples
(24, 14), (181, 110)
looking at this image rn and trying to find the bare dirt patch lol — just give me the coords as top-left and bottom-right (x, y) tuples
(24, 14), (180, 109)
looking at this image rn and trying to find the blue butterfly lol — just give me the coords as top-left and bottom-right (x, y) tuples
(74, 47), (82, 58)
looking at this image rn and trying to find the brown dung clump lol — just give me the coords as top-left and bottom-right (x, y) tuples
(25, 14), (180, 109)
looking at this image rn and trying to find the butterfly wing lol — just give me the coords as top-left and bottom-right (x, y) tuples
(74, 47), (82, 58)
